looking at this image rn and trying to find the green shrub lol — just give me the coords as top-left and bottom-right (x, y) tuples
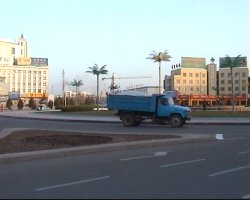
(17, 99), (24, 110)
(47, 100), (54, 109)
(61, 105), (94, 112)
(6, 99), (13, 110)
(28, 98), (37, 109)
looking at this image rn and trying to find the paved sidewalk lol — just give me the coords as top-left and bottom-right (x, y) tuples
(0, 109), (249, 163)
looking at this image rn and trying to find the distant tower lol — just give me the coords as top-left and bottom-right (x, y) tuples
(207, 57), (217, 95)
(16, 33), (29, 58)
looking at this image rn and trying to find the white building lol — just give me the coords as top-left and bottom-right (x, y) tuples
(0, 34), (49, 102)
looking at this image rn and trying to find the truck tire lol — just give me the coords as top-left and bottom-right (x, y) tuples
(122, 113), (135, 127)
(170, 115), (183, 128)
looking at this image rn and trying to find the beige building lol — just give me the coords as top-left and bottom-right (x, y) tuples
(0, 34), (49, 102)
(168, 57), (208, 95)
(164, 56), (249, 107)
(170, 68), (207, 95)
(218, 67), (249, 96)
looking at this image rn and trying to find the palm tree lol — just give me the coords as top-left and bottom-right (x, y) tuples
(86, 64), (108, 111)
(69, 79), (84, 105)
(147, 50), (171, 94)
(220, 55), (242, 112)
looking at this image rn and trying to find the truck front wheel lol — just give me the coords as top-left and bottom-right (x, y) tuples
(170, 115), (183, 128)
(122, 113), (135, 127)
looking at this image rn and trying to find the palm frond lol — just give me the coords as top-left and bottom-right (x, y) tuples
(146, 50), (171, 63)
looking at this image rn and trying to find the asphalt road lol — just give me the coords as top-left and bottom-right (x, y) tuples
(0, 116), (249, 135)
(0, 117), (250, 199)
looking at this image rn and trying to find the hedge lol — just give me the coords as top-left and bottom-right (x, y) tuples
(60, 105), (94, 112)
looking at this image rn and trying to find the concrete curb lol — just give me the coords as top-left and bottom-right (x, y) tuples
(1, 115), (250, 125)
(0, 131), (215, 164)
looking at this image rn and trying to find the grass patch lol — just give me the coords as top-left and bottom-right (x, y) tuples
(191, 110), (250, 117)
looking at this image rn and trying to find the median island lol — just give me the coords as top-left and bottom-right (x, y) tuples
(0, 130), (181, 154)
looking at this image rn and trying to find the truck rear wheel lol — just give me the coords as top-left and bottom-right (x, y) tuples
(122, 113), (135, 127)
(170, 115), (183, 128)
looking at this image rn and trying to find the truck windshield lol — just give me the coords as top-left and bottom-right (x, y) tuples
(168, 98), (175, 105)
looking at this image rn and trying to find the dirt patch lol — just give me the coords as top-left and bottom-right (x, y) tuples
(0, 130), (181, 154)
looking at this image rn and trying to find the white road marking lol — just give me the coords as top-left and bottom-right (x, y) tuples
(209, 165), (250, 177)
(36, 176), (110, 191)
(159, 159), (206, 168)
(120, 151), (168, 161)
(225, 137), (245, 141)
(239, 151), (250, 155)
(242, 194), (250, 199)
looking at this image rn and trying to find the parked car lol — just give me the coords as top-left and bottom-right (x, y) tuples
(37, 104), (47, 111)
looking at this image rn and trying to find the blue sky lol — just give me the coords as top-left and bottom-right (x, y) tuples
(0, 0), (249, 95)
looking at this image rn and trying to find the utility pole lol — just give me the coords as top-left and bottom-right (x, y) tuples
(62, 70), (66, 106)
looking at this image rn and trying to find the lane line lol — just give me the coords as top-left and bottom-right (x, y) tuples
(159, 159), (206, 168)
(36, 176), (110, 191)
(225, 137), (245, 141)
(242, 194), (250, 199)
(120, 151), (168, 161)
(209, 165), (250, 177)
(239, 151), (250, 155)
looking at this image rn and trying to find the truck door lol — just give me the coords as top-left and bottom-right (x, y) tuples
(157, 97), (171, 117)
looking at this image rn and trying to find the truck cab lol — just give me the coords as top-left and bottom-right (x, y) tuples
(156, 95), (191, 127)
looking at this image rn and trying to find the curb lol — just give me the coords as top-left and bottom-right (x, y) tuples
(1, 115), (250, 125)
(0, 132), (215, 164)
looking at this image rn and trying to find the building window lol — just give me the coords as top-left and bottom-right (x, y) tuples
(242, 72), (246, 77)
(189, 73), (193, 77)
(228, 87), (232, 91)
(183, 73), (186, 77)
(195, 73), (199, 77)
(235, 80), (239, 84)
(221, 87), (224, 91)
(221, 73), (224, 78)
(183, 80), (186, 84)
(221, 80), (225, 84)
(235, 87), (239, 92)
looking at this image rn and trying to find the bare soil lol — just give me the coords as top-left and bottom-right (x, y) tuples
(0, 130), (181, 154)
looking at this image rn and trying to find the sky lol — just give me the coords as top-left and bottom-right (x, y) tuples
(0, 0), (249, 95)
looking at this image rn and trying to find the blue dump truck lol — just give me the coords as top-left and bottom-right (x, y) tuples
(107, 94), (191, 128)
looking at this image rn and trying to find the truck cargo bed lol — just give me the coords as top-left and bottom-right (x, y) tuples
(107, 94), (156, 113)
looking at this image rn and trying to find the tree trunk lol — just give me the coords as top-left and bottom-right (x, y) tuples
(159, 61), (161, 94)
(97, 75), (99, 111)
